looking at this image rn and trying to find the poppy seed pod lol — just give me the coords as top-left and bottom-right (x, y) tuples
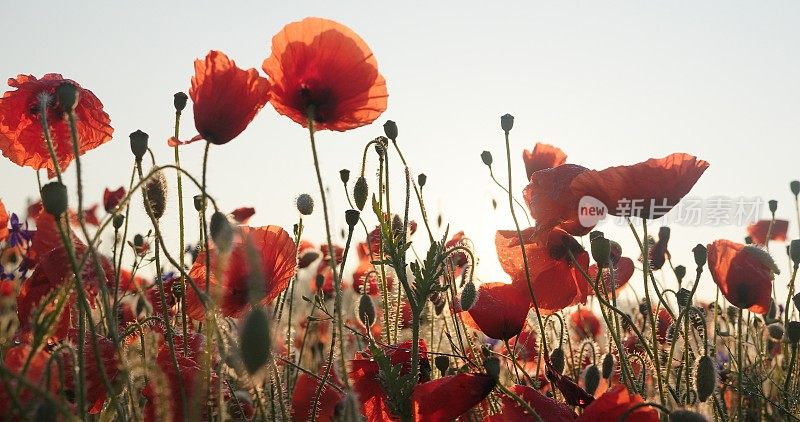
(790, 239), (800, 266)
(601, 353), (614, 379)
(418, 173), (427, 188)
(173, 92), (188, 112)
(193, 194), (205, 212)
(480, 151), (493, 167)
(129, 130), (149, 161)
(590, 234), (611, 267)
(55, 82), (79, 112)
(460, 281), (478, 311)
(582, 365), (601, 395)
(133, 234), (145, 248)
(339, 169), (350, 184)
(209, 211), (234, 252)
(500, 113), (514, 133)
(239, 307), (271, 375)
(383, 120), (398, 141)
(358, 294), (376, 327)
(296, 194), (314, 216)
(768, 199), (778, 214)
(692, 244), (707, 267)
(434, 355), (449, 376)
(171, 281), (183, 299)
(353, 177), (368, 211)
(791, 180), (800, 197)
(549, 348), (565, 375)
(112, 214), (125, 229)
(40, 181), (68, 216)
(767, 323), (784, 340)
(695, 354), (717, 402)
(483, 356), (501, 380)
(674, 265), (687, 283)
(143, 170), (168, 219)
(345, 209), (360, 229)
(669, 410), (709, 422)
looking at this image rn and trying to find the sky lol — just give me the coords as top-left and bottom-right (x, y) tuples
(1, 1), (799, 304)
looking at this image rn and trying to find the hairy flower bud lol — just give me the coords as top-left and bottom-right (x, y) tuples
(602, 353), (614, 379)
(240, 307), (271, 375)
(549, 348), (565, 375)
(500, 113), (514, 133)
(40, 182), (68, 216)
(173, 92), (188, 112)
(353, 177), (368, 211)
(129, 130), (149, 161)
(695, 355), (717, 402)
(143, 170), (168, 219)
(582, 365), (601, 395)
(383, 120), (398, 141)
(209, 211), (234, 253)
(296, 194), (314, 216)
(56, 82), (79, 112)
(460, 281), (478, 311)
(358, 294), (376, 328)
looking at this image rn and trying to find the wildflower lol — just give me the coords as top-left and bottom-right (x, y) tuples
(61, 330), (119, 414)
(103, 186), (126, 213)
(707, 239), (778, 314)
(292, 368), (343, 422)
(0, 200), (8, 241)
(576, 385), (658, 422)
(465, 282), (531, 340)
(746, 219), (789, 245)
(487, 384), (576, 421)
(570, 308), (602, 340)
(522, 142), (567, 181)
(230, 207), (256, 224)
(262, 17), (388, 131)
(523, 164), (593, 238)
(0, 74), (113, 176)
(411, 373), (496, 421)
(0, 345), (57, 413)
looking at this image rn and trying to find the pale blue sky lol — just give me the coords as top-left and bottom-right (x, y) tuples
(2, 1), (799, 302)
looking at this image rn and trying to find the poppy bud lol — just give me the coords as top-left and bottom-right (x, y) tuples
(418, 173), (427, 188)
(480, 151), (493, 167)
(787, 321), (800, 344)
(173, 92), (188, 112)
(695, 355), (717, 402)
(669, 410), (709, 422)
(676, 288), (692, 308)
(345, 209), (360, 229)
(383, 120), (398, 141)
(590, 234), (611, 267)
(460, 281), (478, 311)
(171, 281), (183, 299)
(692, 244), (707, 267)
(791, 180), (800, 197)
(240, 307), (271, 375)
(549, 348), (565, 375)
(727, 306), (740, 321)
(129, 130), (149, 161)
(296, 194), (314, 216)
(434, 356), (449, 376)
(767, 323), (784, 340)
(143, 170), (168, 220)
(582, 365), (601, 395)
(40, 182), (68, 216)
(744, 235), (753, 245)
(56, 82), (79, 112)
(133, 234), (145, 248)
(601, 353), (614, 379)
(500, 113), (514, 133)
(315, 274), (325, 292)
(112, 214), (125, 229)
(358, 294), (376, 327)
(484, 356), (501, 380)
(674, 265), (687, 283)
(193, 194), (205, 212)
(790, 239), (800, 267)
(768, 199), (778, 214)
(209, 212), (234, 253)
(353, 177), (368, 211)
(339, 169), (350, 184)
(793, 293), (800, 314)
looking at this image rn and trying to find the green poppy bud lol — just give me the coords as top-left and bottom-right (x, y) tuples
(173, 92), (188, 112)
(40, 182), (68, 216)
(460, 281), (478, 311)
(358, 294), (376, 328)
(239, 307), (271, 375)
(353, 177), (368, 211)
(209, 211), (234, 253)
(695, 355), (717, 402)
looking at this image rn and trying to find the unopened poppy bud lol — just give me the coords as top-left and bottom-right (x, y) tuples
(787, 321), (800, 344)
(143, 170), (168, 219)
(695, 355), (717, 402)
(418, 173), (427, 188)
(790, 239), (800, 266)
(209, 212), (234, 252)
(692, 244), (707, 267)
(193, 194), (205, 212)
(601, 353), (614, 379)
(480, 151), (493, 167)
(669, 410), (709, 422)
(676, 288), (692, 308)
(549, 348), (565, 374)
(791, 181), (800, 197)
(460, 281), (478, 311)
(590, 234), (611, 267)
(358, 294), (376, 327)
(674, 265), (687, 283)
(133, 233), (145, 248)
(339, 169), (350, 184)
(483, 356), (501, 380)
(112, 214), (125, 229)
(240, 307), (271, 375)
(56, 82), (79, 112)
(383, 120), (398, 141)
(173, 92), (188, 112)
(500, 113), (514, 133)
(296, 194), (314, 216)
(768, 199), (778, 214)
(40, 182), (68, 216)
(129, 130), (149, 161)
(582, 365), (601, 395)
(353, 177), (368, 211)
(345, 209), (360, 229)
(315, 274), (325, 291)
(767, 323), (784, 340)
(434, 355), (449, 376)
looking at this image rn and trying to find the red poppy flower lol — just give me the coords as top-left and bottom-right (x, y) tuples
(487, 384), (576, 422)
(570, 308), (602, 340)
(262, 17), (388, 131)
(349, 340), (430, 421)
(523, 164), (593, 238)
(184, 225), (296, 320)
(747, 219), (789, 245)
(0, 74), (113, 176)
(586, 256), (635, 297)
(496, 227), (590, 314)
(188, 50), (270, 145)
(576, 385), (658, 422)
(523, 143), (567, 181)
(571, 153), (709, 219)
(82, 203), (100, 226)
(103, 186), (126, 213)
(411, 373), (495, 422)
(118, 268), (150, 292)
(466, 282), (531, 340)
(352, 242), (393, 296)
(707, 239), (778, 314)
(0, 345), (57, 413)
(292, 368), (344, 422)
(506, 325), (539, 361)
(62, 330), (119, 414)
(30, 207), (78, 262)
(230, 207), (256, 224)
(546, 363), (594, 408)
(0, 200), (8, 241)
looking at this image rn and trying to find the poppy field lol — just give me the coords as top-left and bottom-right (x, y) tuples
(1, 14), (800, 422)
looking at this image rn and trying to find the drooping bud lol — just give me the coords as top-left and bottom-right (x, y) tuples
(55, 82), (79, 112)
(296, 194), (314, 216)
(787, 321), (800, 344)
(582, 365), (601, 395)
(383, 120), (398, 141)
(129, 130), (149, 161)
(695, 355), (717, 402)
(209, 211), (234, 253)
(339, 169), (350, 184)
(434, 355), (449, 376)
(692, 244), (707, 267)
(345, 209), (360, 229)
(549, 348), (565, 375)
(768, 199), (778, 214)
(358, 294), (376, 327)
(483, 356), (501, 380)
(143, 170), (168, 219)
(173, 92), (188, 112)
(353, 177), (368, 211)
(500, 114), (514, 133)
(41, 182), (68, 216)
(239, 307), (271, 375)
(418, 173), (427, 188)
(112, 214), (125, 229)
(791, 180), (800, 197)
(601, 353), (614, 379)
(480, 151), (493, 167)
(460, 281), (478, 311)
(590, 233), (611, 267)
